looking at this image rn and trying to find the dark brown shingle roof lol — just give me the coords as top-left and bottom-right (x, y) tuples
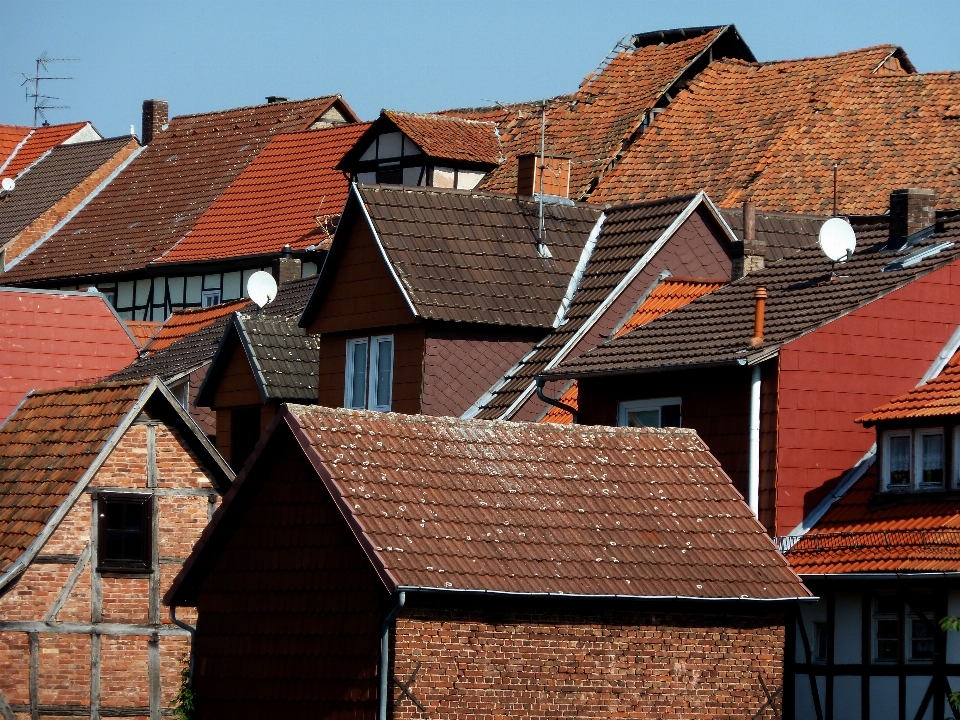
(168, 404), (809, 605)
(3, 97), (353, 285)
(719, 207), (828, 262)
(548, 218), (960, 378)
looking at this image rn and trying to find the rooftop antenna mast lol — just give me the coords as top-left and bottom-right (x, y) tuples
(21, 52), (78, 127)
(538, 98), (546, 255)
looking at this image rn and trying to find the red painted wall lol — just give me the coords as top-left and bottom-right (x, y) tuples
(776, 259), (960, 534)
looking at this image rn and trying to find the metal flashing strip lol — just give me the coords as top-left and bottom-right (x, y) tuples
(921, 323), (960, 384)
(500, 192), (711, 419)
(394, 585), (813, 603)
(786, 445), (877, 538)
(4, 144), (145, 271)
(554, 213), (606, 328)
(883, 241), (954, 272)
(0, 129), (35, 176)
(11, 148), (54, 181)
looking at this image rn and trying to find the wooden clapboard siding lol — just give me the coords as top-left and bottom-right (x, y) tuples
(211, 343), (261, 410)
(307, 220), (417, 335)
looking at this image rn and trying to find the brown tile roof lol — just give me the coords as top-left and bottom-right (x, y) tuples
(587, 47), (955, 214)
(443, 27), (753, 200)
(719, 208), (829, 262)
(857, 352), (960, 425)
(0, 136), (139, 247)
(785, 466), (960, 574)
(548, 218), (960, 378)
(155, 123), (370, 265)
(304, 185), (603, 329)
(1, 122), (95, 178)
(0, 377), (232, 582)
(0, 379), (147, 574)
(471, 194), (730, 419)
(168, 404), (808, 605)
(2, 97), (354, 285)
(143, 298), (251, 353)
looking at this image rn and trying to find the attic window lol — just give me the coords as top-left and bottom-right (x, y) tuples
(617, 397), (681, 428)
(97, 493), (152, 573)
(881, 428), (945, 491)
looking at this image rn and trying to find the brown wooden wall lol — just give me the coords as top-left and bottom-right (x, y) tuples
(211, 343), (261, 410)
(192, 426), (386, 719)
(317, 324), (425, 415)
(306, 219), (417, 335)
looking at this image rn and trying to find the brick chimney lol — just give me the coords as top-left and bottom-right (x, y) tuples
(732, 200), (765, 280)
(889, 188), (937, 247)
(517, 154), (572, 198)
(272, 245), (301, 285)
(141, 100), (169, 145)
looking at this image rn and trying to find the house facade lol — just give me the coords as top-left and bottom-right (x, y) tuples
(0, 378), (232, 719)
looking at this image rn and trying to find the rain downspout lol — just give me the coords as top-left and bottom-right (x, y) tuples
(536, 376), (578, 424)
(379, 591), (406, 720)
(169, 606), (196, 685)
(747, 286), (767, 516)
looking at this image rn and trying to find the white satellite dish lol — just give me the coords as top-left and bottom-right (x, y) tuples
(0, 178), (14, 194)
(247, 271), (277, 308)
(818, 217), (857, 263)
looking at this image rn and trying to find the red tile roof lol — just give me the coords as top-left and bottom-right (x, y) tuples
(143, 298), (251, 353)
(443, 27), (752, 200)
(588, 47), (955, 214)
(125, 320), (162, 347)
(857, 351), (960, 424)
(0, 287), (140, 421)
(383, 111), (501, 165)
(168, 404), (809, 605)
(540, 277), (724, 424)
(157, 123), (370, 264)
(2, 97), (355, 285)
(0, 126), (31, 170)
(785, 466), (960, 573)
(1, 122), (93, 178)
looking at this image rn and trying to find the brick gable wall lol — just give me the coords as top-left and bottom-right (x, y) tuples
(0, 419), (220, 718)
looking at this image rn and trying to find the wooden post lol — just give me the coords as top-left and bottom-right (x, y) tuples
(148, 632), (161, 720)
(0, 687), (15, 720)
(90, 495), (102, 720)
(147, 425), (161, 718)
(28, 632), (39, 720)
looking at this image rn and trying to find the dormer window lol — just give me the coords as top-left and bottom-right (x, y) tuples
(881, 428), (946, 491)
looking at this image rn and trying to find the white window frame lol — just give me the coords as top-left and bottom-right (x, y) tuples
(914, 427), (945, 490)
(344, 335), (394, 412)
(617, 397), (682, 428)
(367, 335), (394, 413)
(906, 603), (935, 664)
(201, 289), (221, 307)
(881, 429), (913, 491)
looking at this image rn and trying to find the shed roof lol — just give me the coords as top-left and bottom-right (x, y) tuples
(2, 97), (355, 285)
(0, 287), (140, 421)
(301, 184), (604, 329)
(167, 404), (808, 606)
(0, 136), (138, 248)
(0, 378), (232, 584)
(547, 218), (960, 378)
(443, 26), (754, 200)
(156, 123), (370, 264)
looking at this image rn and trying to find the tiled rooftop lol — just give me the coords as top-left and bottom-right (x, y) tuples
(2, 97), (353, 285)
(0, 126), (31, 169)
(719, 207), (828, 262)
(857, 351), (960, 424)
(0, 379), (148, 573)
(143, 298), (250, 353)
(125, 320), (162, 347)
(157, 123), (370, 264)
(169, 404), (809, 604)
(548, 219), (960, 378)
(1, 122), (94, 179)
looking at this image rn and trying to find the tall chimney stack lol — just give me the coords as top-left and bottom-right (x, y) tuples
(732, 200), (766, 280)
(889, 188), (937, 247)
(272, 245), (302, 285)
(141, 99), (169, 145)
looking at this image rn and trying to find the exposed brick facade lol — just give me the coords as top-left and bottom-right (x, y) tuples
(392, 600), (786, 719)
(0, 420), (219, 719)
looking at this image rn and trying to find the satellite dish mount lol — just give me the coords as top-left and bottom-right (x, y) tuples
(818, 217), (857, 280)
(247, 271), (278, 312)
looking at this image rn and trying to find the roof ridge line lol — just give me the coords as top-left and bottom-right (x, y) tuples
(169, 94), (342, 122)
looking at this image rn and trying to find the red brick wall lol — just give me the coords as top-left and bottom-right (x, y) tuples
(392, 600), (786, 719)
(0, 418), (220, 716)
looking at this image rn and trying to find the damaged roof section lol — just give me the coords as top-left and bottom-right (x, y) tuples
(168, 404), (809, 605)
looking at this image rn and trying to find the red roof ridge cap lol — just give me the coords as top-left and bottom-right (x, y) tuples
(27, 377), (151, 397)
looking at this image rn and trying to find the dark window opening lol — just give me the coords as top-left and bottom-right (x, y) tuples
(376, 167), (403, 185)
(231, 406), (261, 470)
(97, 494), (151, 573)
(813, 621), (828, 663)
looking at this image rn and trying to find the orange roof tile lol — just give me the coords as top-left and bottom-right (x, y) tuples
(143, 298), (250, 353)
(444, 28), (746, 200)
(857, 355), (960, 424)
(0, 125), (32, 170)
(786, 467), (960, 573)
(587, 47), (960, 215)
(1, 122), (92, 178)
(383, 111), (501, 165)
(125, 320), (162, 347)
(540, 278), (723, 424)
(156, 123), (369, 264)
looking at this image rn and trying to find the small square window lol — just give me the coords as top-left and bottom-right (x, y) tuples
(97, 494), (152, 573)
(617, 397), (682, 428)
(201, 289), (221, 307)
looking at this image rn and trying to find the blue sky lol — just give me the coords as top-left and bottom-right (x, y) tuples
(3, 0), (960, 137)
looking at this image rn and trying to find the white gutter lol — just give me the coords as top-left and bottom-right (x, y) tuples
(554, 213), (605, 327)
(5, 144), (146, 270)
(748, 364), (761, 514)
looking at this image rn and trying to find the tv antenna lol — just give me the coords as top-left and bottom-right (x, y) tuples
(21, 51), (79, 127)
(818, 217), (857, 280)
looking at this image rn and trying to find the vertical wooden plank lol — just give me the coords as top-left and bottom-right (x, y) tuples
(90, 493), (102, 720)
(28, 632), (38, 720)
(146, 423), (158, 489)
(0, 687), (15, 720)
(90, 633), (100, 720)
(148, 424), (160, 626)
(148, 632), (161, 720)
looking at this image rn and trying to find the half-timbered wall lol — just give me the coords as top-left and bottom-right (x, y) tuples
(0, 420), (221, 719)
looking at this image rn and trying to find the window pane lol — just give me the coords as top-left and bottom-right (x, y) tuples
(627, 409), (660, 428)
(876, 619), (899, 662)
(888, 435), (911, 486)
(876, 595), (899, 615)
(919, 433), (943, 486)
(376, 338), (392, 408)
(814, 622), (828, 663)
(102, 499), (144, 565)
(349, 341), (367, 408)
(910, 618), (934, 661)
